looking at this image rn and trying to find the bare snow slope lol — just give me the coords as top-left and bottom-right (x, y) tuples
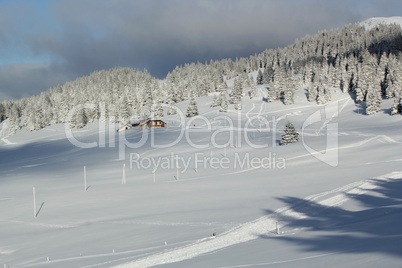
(114, 172), (402, 268)
(1, 87), (402, 268)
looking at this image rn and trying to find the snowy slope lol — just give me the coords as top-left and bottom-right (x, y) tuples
(1, 87), (402, 267)
(360, 16), (402, 30)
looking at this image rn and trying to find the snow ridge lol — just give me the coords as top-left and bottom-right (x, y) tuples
(361, 16), (402, 30)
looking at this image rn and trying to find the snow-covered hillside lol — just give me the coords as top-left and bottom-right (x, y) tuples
(1, 86), (402, 267)
(1, 15), (402, 268)
(361, 16), (402, 30)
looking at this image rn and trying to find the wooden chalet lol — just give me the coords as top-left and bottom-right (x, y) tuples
(145, 119), (166, 129)
(117, 118), (166, 132)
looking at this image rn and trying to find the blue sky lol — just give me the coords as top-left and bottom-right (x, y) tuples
(0, 0), (401, 100)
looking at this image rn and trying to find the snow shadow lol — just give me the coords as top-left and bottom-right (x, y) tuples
(0, 137), (120, 177)
(35, 202), (45, 217)
(261, 178), (402, 257)
(0, 140), (73, 176)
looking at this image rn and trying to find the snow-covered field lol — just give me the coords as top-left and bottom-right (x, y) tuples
(1, 87), (402, 267)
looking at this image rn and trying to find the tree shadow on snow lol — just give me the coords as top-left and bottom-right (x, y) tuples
(36, 202), (45, 217)
(260, 178), (402, 257)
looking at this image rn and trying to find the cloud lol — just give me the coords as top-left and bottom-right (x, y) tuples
(0, 0), (401, 100)
(0, 62), (72, 99)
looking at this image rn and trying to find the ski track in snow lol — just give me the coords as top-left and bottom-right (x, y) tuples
(111, 172), (402, 268)
(0, 248), (15, 256)
(110, 220), (238, 228)
(1, 137), (16, 145)
(161, 132), (402, 183)
(0, 219), (78, 229)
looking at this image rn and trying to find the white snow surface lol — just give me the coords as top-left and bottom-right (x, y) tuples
(360, 16), (402, 30)
(1, 87), (402, 267)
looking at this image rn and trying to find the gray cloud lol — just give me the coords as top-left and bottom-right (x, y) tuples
(0, 0), (401, 100)
(0, 62), (72, 99)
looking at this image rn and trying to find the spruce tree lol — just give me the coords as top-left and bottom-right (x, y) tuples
(241, 72), (252, 96)
(235, 97), (242, 110)
(118, 96), (131, 122)
(281, 122), (299, 145)
(317, 87), (331, 105)
(231, 77), (242, 104)
(7, 103), (21, 135)
(249, 84), (257, 99)
(282, 69), (295, 105)
(70, 106), (88, 128)
(211, 95), (220, 107)
(263, 66), (274, 84)
(390, 96), (402, 115)
(308, 85), (318, 102)
(186, 98), (199, 117)
(219, 93), (228, 112)
(153, 101), (164, 118)
(8, 118), (20, 135)
(256, 70), (263, 85)
(283, 88), (294, 105)
(365, 88), (382, 115)
(167, 100), (177, 115)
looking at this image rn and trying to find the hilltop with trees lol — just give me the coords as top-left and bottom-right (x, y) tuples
(1, 17), (402, 135)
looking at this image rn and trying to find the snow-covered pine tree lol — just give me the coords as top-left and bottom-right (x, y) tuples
(355, 86), (366, 103)
(231, 77), (242, 104)
(317, 84), (332, 105)
(283, 88), (294, 105)
(7, 103), (21, 135)
(387, 54), (402, 99)
(249, 83), (257, 99)
(26, 111), (36, 131)
(282, 69), (295, 105)
(256, 69), (263, 85)
(235, 97), (242, 110)
(186, 98), (199, 117)
(211, 94), (221, 107)
(361, 50), (378, 99)
(312, 66), (331, 104)
(340, 58), (351, 92)
(34, 106), (47, 130)
(307, 85), (318, 102)
(219, 93), (228, 112)
(266, 87), (277, 102)
(281, 122), (299, 145)
(241, 72), (252, 96)
(70, 106), (88, 128)
(262, 66), (274, 84)
(304, 65), (314, 87)
(8, 117), (20, 135)
(390, 96), (402, 115)
(379, 52), (390, 97)
(143, 79), (153, 115)
(118, 96), (131, 122)
(365, 87), (382, 115)
(269, 66), (285, 102)
(167, 100), (177, 115)
(153, 101), (164, 118)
